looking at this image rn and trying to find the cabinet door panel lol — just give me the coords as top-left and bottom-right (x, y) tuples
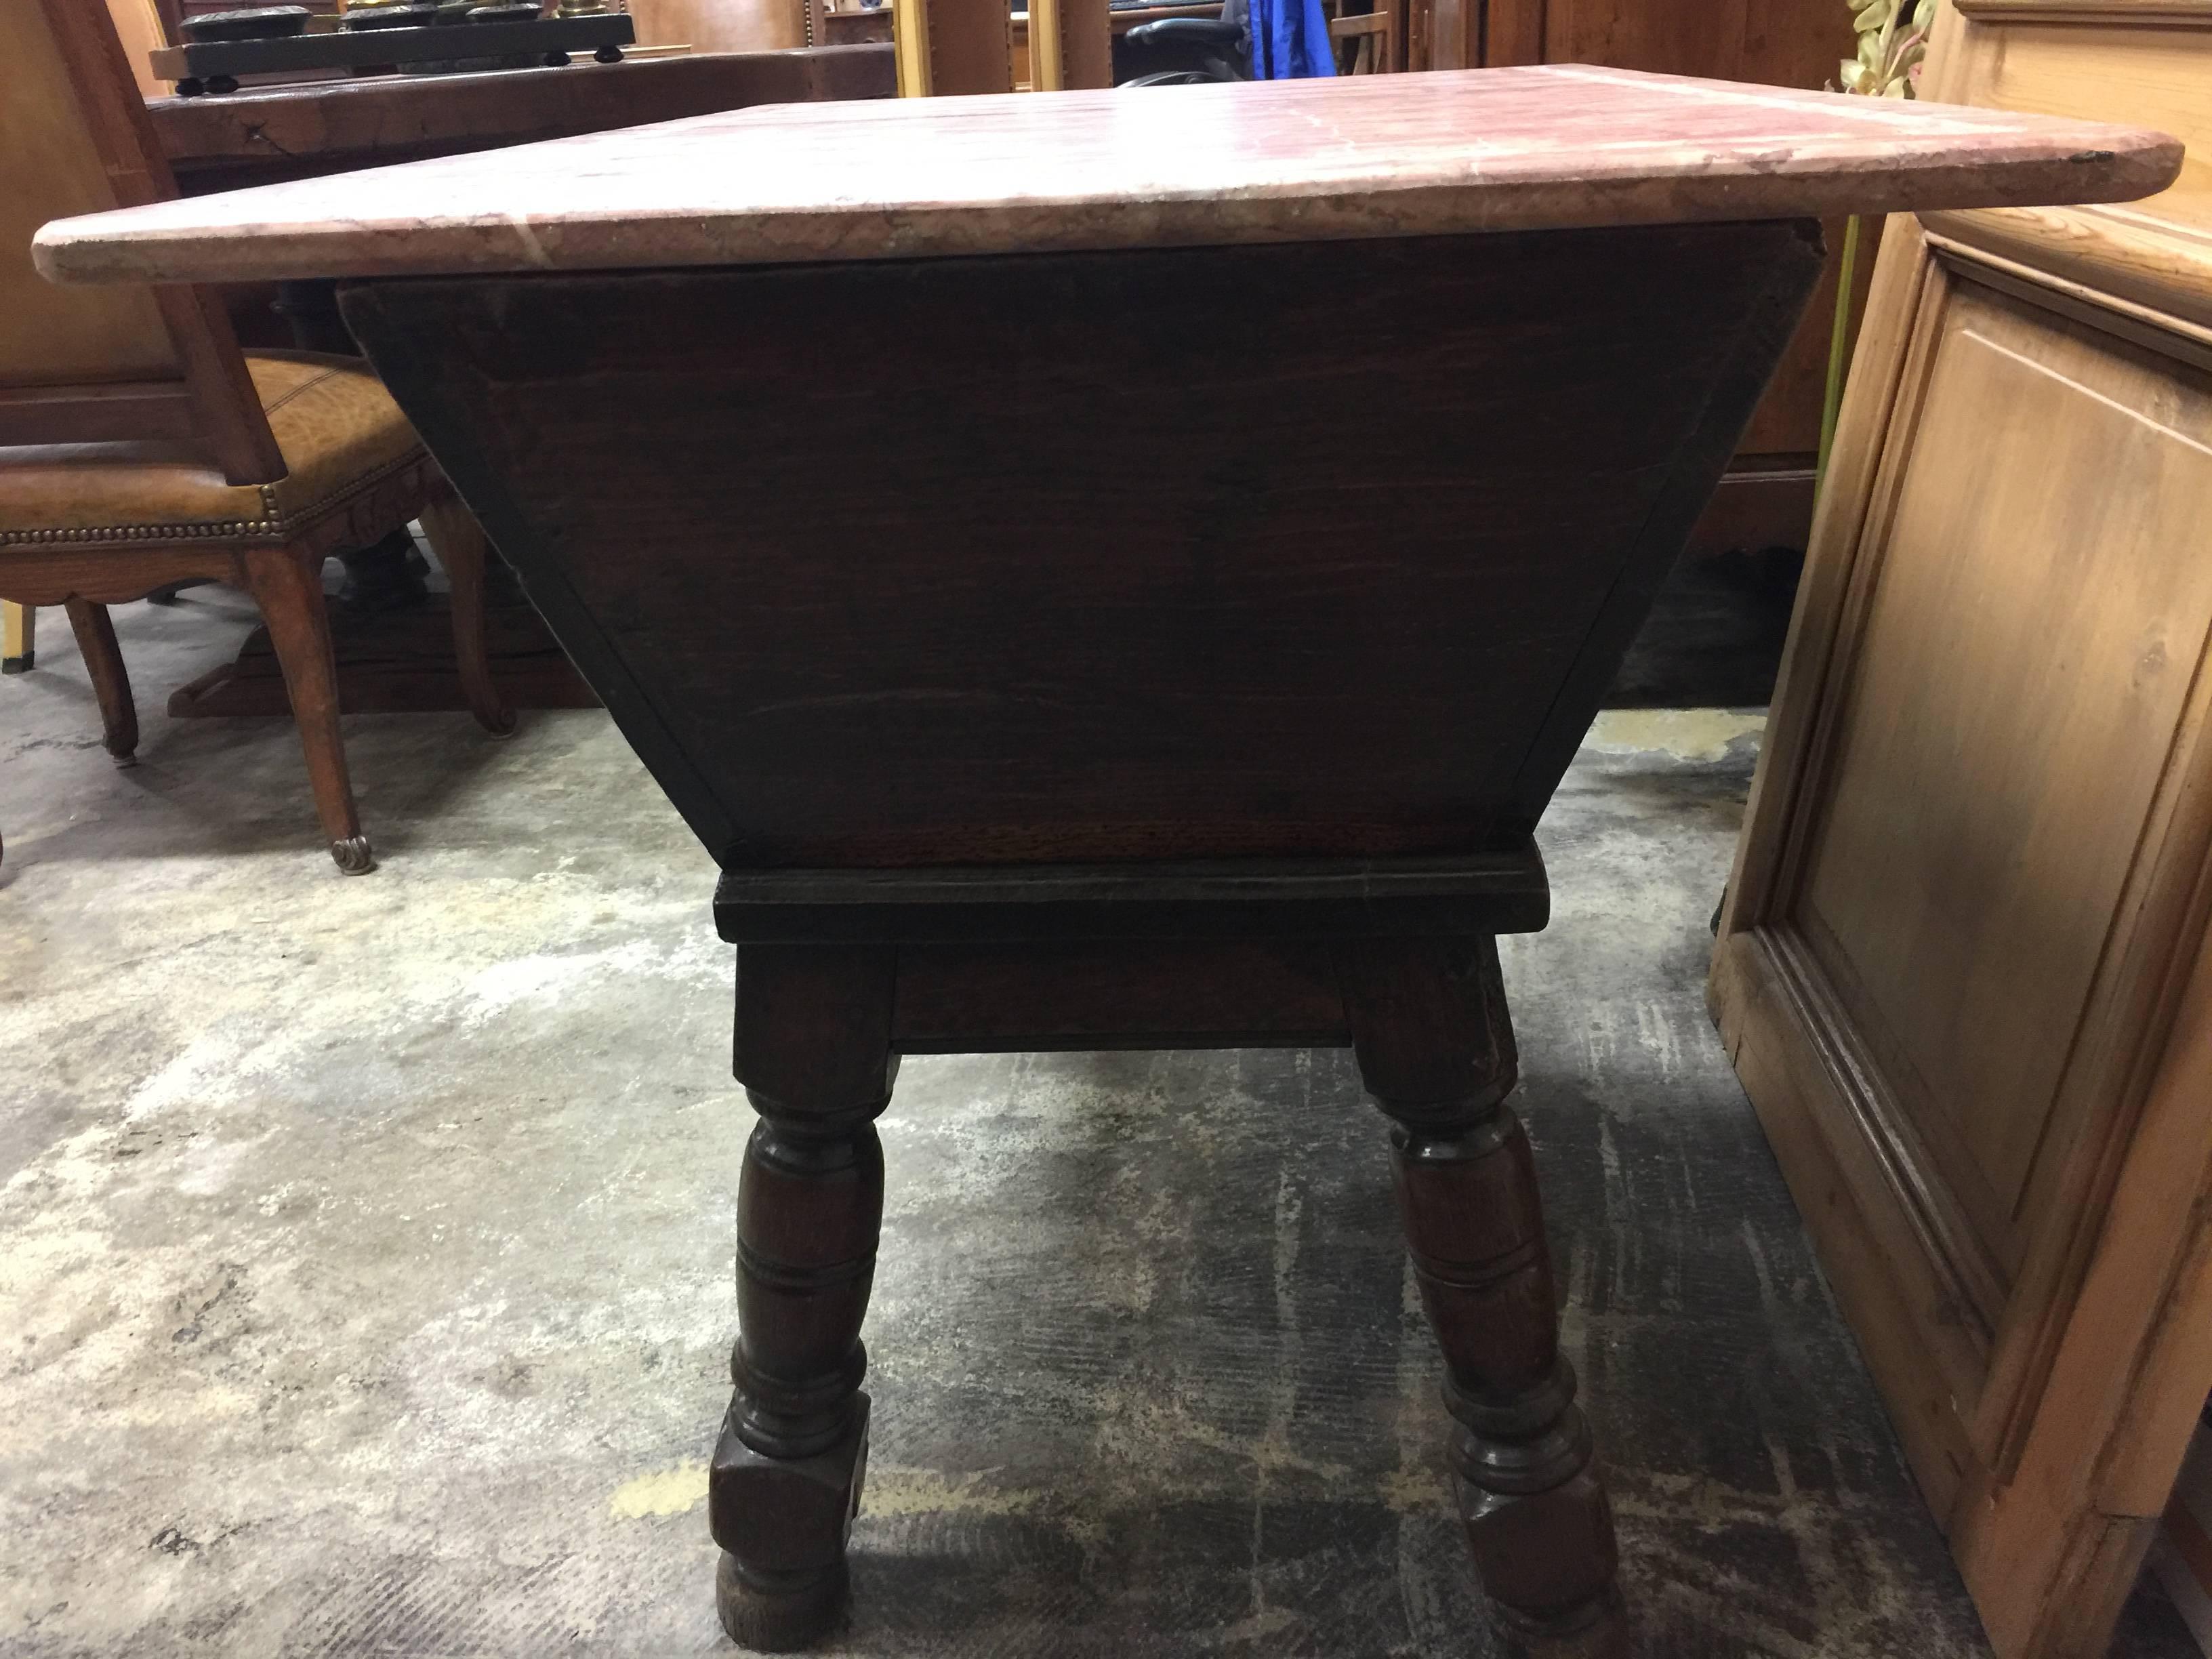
(1799, 283), (2212, 1254)
(1713, 12), (2212, 1651)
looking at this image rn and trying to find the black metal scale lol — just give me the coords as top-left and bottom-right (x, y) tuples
(164, 5), (635, 96)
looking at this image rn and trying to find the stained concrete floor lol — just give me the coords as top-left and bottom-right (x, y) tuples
(1, 579), (2198, 1659)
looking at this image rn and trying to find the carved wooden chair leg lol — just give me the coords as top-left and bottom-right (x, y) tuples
(713, 944), (896, 1651)
(1338, 936), (1619, 1639)
(244, 544), (372, 874)
(62, 598), (139, 766)
(1, 600), (31, 673)
(417, 493), (516, 737)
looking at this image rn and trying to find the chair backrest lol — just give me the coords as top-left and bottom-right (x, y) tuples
(0, 0), (283, 481)
(106, 0), (176, 100)
(1328, 9), (1391, 73)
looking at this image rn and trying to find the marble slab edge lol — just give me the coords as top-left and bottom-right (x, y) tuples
(33, 140), (2179, 287)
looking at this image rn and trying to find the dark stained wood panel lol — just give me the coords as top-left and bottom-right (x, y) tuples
(1533, 0), (1867, 460)
(339, 222), (1821, 869)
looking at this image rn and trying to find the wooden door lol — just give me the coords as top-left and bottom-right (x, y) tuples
(1711, 5), (2212, 1656)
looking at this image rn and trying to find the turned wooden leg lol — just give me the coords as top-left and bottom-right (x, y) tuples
(714, 944), (897, 1650)
(1338, 936), (1618, 1639)
(417, 493), (515, 737)
(245, 545), (371, 874)
(62, 600), (138, 765)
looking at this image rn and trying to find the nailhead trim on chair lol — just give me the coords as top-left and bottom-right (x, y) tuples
(0, 451), (427, 549)
(3, 518), (265, 544)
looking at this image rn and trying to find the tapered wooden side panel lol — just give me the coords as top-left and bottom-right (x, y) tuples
(342, 223), (1820, 870)
(1475, 0), (1868, 529)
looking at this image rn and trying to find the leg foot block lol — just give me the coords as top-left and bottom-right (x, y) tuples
(710, 1397), (869, 1570)
(1456, 1406), (1618, 1633)
(716, 1551), (847, 1652)
(331, 835), (375, 874)
(1496, 1584), (1630, 1658)
(710, 1395), (869, 1647)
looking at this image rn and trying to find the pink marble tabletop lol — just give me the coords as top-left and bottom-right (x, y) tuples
(35, 65), (2182, 285)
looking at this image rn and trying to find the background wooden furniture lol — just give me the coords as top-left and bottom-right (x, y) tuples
(41, 64), (2177, 1646)
(103, 0), (169, 98)
(1009, 4), (1212, 90)
(1710, 5), (2212, 1656)
(892, 0), (1105, 102)
(1416, 0), (1870, 558)
(148, 43), (897, 190)
(0, 0), (507, 872)
(817, 5), (893, 45)
(890, 0), (1015, 92)
(630, 0), (809, 53)
(0, 598), (29, 672)
(1025, 0), (1111, 87)
(1, 0), (176, 674)
(125, 42), (894, 723)
(172, 0), (331, 22)
(1326, 3), (1393, 73)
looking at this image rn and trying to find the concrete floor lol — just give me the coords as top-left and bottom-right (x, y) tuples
(0, 584), (2196, 1658)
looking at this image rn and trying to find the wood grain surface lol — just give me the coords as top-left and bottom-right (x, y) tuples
(36, 65), (2180, 285)
(336, 222), (1818, 869)
(1708, 4), (2212, 1654)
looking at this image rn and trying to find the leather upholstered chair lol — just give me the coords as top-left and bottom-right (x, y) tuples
(0, 0), (509, 874)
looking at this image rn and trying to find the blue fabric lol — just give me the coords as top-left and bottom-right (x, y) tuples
(1249, 0), (1335, 79)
